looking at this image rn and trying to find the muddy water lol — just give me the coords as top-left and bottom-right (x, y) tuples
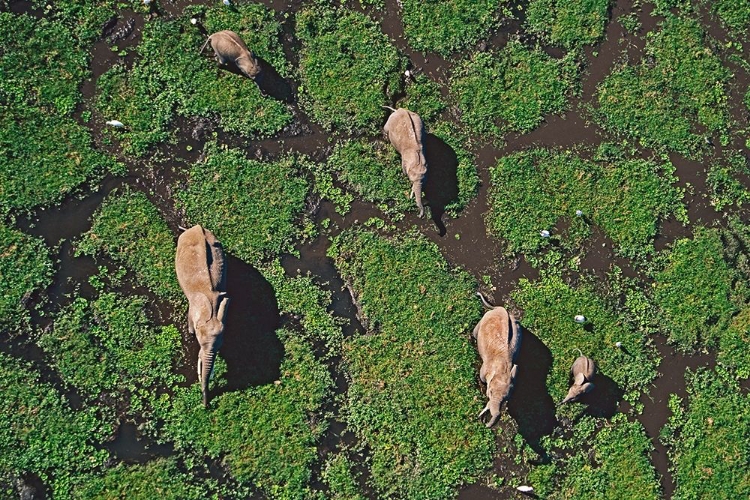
(7, 0), (746, 498)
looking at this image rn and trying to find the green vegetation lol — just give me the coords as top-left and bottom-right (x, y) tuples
(39, 290), (183, 409)
(451, 41), (578, 142)
(401, 75), (447, 124)
(529, 414), (661, 499)
(512, 274), (658, 403)
(0, 224), (53, 331)
(432, 121), (481, 215)
(97, 4), (291, 156)
(152, 330), (332, 500)
(596, 15), (731, 157)
(177, 144), (311, 263)
(76, 188), (182, 301)
(400, 0), (507, 56)
(652, 227), (743, 354)
(0, 13), (119, 216)
(526, 0), (610, 50)
(329, 227), (494, 499)
(662, 368), (750, 499)
(68, 458), (217, 500)
(322, 454), (367, 500)
(0, 352), (108, 496)
(486, 148), (685, 258)
(706, 0), (750, 39)
(706, 151), (750, 210)
(296, 3), (405, 134)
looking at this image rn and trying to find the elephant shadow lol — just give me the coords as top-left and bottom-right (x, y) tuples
(507, 327), (557, 457)
(423, 134), (459, 236)
(215, 255), (283, 397)
(577, 372), (623, 418)
(218, 57), (294, 104)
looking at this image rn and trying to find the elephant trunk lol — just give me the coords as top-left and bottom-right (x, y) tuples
(412, 181), (424, 218)
(200, 348), (217, 408)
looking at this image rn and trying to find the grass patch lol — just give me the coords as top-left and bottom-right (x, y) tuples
(97, 5), (291, 156)
(322, 454), (366, 500)
(529, 414), (660, 499)
(401, 75), (447, 124)
(706, 151), (750, 210)
(0, 352), (108, 496)
(68, 458), (217, 500)
(38, 289), (183, 410)
(651, 227), (744, 354)
(329, 227), (494, 499)
(512, 274), (658, 403)
(451, 41), (578, 142)
(177, 143), (311, 263)
(76, 188), (182, 301)
(596, 15), (731, 157)
(0, 224), (53, 331)
(661, 367), (750, 499)
(152, 329), (332, 499)
(296, 3), (405, 134)
(526, 0), (610, 50)
(400, 0), (507, 56)
(486, 148), (685, 259)
(705, 0), (750, 39)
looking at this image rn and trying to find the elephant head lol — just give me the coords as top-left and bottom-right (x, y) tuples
(479, 364), (518, 428)
(193, 292), (230, 407)
(560, 355), (596, 404)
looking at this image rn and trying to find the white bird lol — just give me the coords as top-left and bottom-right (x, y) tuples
(517, 485), (534, 493)
(106, 120), (124, 128)
(190, 18), (198, 25)
(575, 209), (583, 217)
(616, 341), (623, 348)
(143, 0), (151, 5)
(574, 315), (586, 324)
(223, 0), (231, 5)
(540, 229), (550, 238)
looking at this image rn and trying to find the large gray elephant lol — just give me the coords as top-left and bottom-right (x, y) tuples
(175, 225), (230, 407)
(200, 30), (261, 79)
(560, 355), (596, 404)
(473, 293), (522, 428)
(383, 106), (428, 218)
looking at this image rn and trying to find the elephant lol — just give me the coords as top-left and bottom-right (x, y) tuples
(473, 293), (522, 428)
(175, 225), (230, 407)
(560, 355), (596, 404)
(383, 106), (428, 217)
(200, 30), (261, 79)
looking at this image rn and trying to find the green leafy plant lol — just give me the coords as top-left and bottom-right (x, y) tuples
(296, 3), (405, 134)
(526, 0), (610, 50)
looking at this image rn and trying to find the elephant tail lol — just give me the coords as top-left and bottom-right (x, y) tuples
(199, 36), (212, 54)
(476, 292), (495, 310)
(381, 105), (397, 113)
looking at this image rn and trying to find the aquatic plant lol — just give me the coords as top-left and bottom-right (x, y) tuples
(526, 0), (610, 50)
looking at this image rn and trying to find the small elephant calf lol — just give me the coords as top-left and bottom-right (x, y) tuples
(473, 293), (522, 428)
(200, 30), (261, 79)
(560, 355), (596, 404)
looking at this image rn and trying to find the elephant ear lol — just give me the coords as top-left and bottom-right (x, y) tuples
(191, 293), (212, 327)
(574, 372), (586, 386)
(581, 381), (595, 394)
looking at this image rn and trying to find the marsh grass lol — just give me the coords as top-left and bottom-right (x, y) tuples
(38, 290), (183, 411)
(67, 458), (218, 500)
(526, 0), (610, 50)
(0, 352), (108, 497)
(399, 0), (508, 56)
(96, 5), (291, 157)
(512, 274), (658, 403)
(661, 367), (750, 499)
(322, 454), (367, 500)
(486, 148), (685, 259)
(529, 414), (661, 499)
(152, 329), (332, 500)
(0, 224), (53, 331)
(0, 13), (119, 216)
(451, 41), (579, 142)
(177, 144), (311, 264)
(707, 151), (750, 210)
(76, 188), (182, 302)
(329, 227), (494, 499)
(705, 0), (750, 40)
(296, 3), (405, 134)
(596, 15), (731, 157)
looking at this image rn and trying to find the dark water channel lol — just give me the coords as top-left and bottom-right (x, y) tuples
(6, 0), (746, 498)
